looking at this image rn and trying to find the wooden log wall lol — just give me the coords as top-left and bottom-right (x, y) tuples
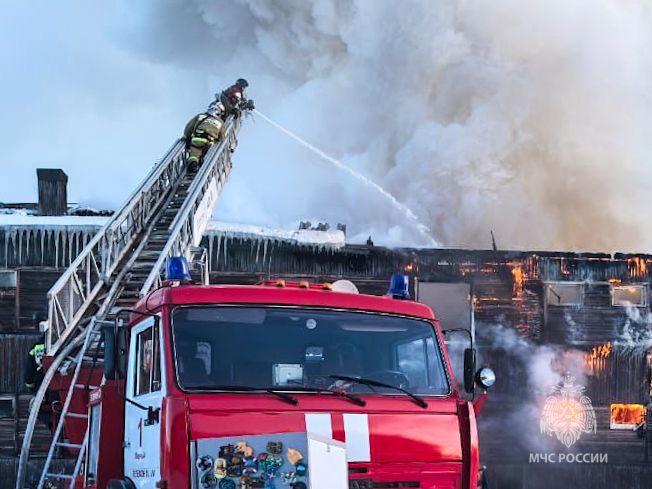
(0, 334), (41, 393)
(0, 287), (16, 331)
(15, 269), (60, 332)
(0, 269), (61, 333)
(0, 457), (74, 488)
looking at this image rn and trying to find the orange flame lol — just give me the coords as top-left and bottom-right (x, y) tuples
(585, 342), (612, 374)
(512, 266), (525, 295)
(628, 257), (648, 277)
(610, 404), (645, 426)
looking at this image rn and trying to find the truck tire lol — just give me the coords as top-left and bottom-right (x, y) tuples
(107, 479), (137, 489)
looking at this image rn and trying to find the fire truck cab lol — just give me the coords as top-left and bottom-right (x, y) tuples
(84, 264), (493, 489)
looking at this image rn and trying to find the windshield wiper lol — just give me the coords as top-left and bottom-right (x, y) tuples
(273, 386), (366, 407)
(185, 385), (298, 406)
(330, 375), (428, 409)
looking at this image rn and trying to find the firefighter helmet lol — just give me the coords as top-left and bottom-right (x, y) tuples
(235, 78), (249, 89)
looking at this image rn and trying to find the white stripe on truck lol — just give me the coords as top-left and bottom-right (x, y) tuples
(305, 413), (333, 439)
(343, 413), (371, 462)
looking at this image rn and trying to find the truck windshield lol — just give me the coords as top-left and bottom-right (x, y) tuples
(171, 306), (450, 396)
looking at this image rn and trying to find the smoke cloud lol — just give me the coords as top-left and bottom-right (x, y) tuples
(476, 324), (588, 451)
(619, 304), (652, 350)
(3, 1), (652, 250)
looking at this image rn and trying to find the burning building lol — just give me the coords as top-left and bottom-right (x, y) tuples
(2, 176), (652, 487)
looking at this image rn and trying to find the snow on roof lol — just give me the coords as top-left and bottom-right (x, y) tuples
(205, 221), (346, 248)
(0, 214), (346, 248)
(0, 213), (109, 227)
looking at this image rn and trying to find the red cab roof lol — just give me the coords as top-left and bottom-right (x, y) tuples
(134, 283), (436, 320)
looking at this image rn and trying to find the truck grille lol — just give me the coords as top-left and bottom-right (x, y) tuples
(349, 480), (420, 488)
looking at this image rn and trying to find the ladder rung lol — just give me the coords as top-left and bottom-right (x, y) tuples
(74, 384), (99, 390)
(46, 473), (74, 480)
(94, 320), (114, 326)
(66, 412), (88, 419)
(83, 355), (104, 362)
(56, 441), (83, 449)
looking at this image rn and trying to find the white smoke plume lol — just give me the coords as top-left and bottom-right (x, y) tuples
(478, 324), (587, 396)
(619, 304), (652, 350)
(476, 324), (588, 450)
(3, 1), (652, 250)
(114, 0), (652, 249)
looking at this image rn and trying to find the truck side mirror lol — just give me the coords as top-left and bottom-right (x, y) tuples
(103, 325), (116, 380)
(103, 322), (128, 380)
(463, 348), (476, 393)
(116, 326), (128, 379)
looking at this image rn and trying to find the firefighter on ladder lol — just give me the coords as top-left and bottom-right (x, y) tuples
(183, 104), (228, 173)
(24, 313), (58, 432)
(184, 79), (254, 172)
(218, 78), (255, 118)
(24, 313), (47, 391)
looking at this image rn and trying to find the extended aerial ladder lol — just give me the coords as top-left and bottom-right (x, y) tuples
(16, 114), (245, 489)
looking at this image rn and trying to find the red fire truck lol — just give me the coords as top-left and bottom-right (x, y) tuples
(53, 261), (494, 489)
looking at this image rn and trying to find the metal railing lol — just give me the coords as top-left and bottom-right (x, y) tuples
(139, 116), (241, 296)
(46, 140), (186, 354)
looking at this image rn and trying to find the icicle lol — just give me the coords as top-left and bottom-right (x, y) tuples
(40, 228), (46, 265)
(215, 235), (222, 268)
(267, 240), (274, 275)
(55, 229), (60, 268)
(62, 230), (68, 267)
(72, 230), (78, 264)
(255, 238), (261, 264)
(26, 229), (31, 265)
(223, 236), (228, 265)
(208, 235), (214, 270)
(17, 229), (23, 264)
(68, 230), (73, 265)
(8, 229), (16, 266)
(262, 238), (268, 266)
(4, 230), (8, 267)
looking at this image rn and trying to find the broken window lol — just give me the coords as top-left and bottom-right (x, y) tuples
(546, 283), (583, 306)
(0, 270), (16, 288)
(611, 285), (647, 307)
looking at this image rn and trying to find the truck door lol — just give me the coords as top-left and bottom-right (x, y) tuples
(124, 316), (164, 488)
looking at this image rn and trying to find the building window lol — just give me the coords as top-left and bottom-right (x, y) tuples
(0, 270), (16, 288)
(546, 283), (583, 306)
(611, 285), (647, 307)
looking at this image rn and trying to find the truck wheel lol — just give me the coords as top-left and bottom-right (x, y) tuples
(107, 479), (137, 489)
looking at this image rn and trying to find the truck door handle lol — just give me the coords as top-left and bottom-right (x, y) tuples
(144, 407), (160, 426)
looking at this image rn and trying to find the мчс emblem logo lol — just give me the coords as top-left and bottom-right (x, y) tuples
(540, 375), (596, 448)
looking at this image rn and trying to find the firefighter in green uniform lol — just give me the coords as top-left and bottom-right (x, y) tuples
(24, 342), (45, 390)
(183, 105), (227, 173)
